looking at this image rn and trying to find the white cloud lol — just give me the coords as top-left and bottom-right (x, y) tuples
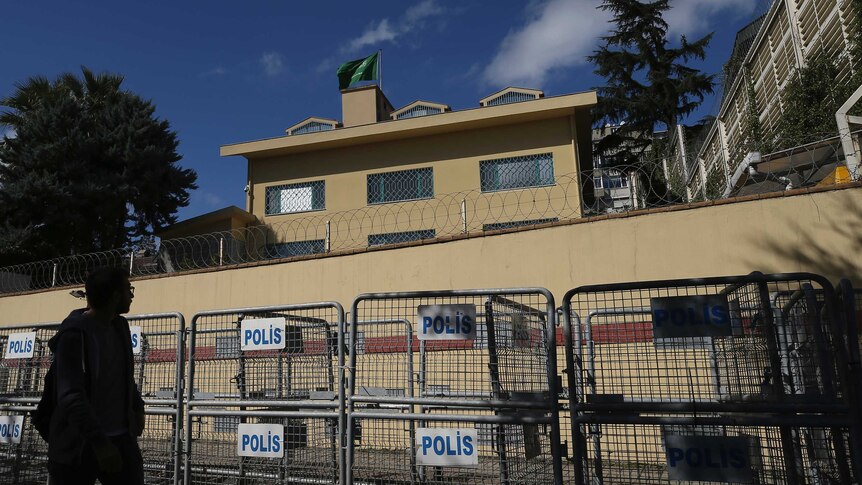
(200, 66), (227, 77)
(483, 0), (609, 88)
(195, 190), (225, 209)
(1, 126), (16, 140)
(343, 0), (447, 54)
(483, 0), (757, 88)
(404, 0), (444, 25)
(348, 19), (398, 52)
(665, 0), (757, 37)
(260, 52), (285, 77)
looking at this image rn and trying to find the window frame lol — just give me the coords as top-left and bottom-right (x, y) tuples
(367, 167), (434, 205)
(479, 153), (556, 193)
(367, 229), (436, 247)
(265, 180), (326, 216)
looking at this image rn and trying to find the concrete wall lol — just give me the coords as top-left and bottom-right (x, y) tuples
(1, 185), (859, 326)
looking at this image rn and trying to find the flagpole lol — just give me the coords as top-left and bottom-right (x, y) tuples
(378, 49), (383, 92)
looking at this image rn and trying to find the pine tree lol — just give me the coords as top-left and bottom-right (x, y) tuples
(0, 68), (198, 266)
(590, 0), (715, 167)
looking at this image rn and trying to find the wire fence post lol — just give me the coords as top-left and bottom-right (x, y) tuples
(460, 198), (467, 233)
(51, 262), (58, 287)
(325, 220), (331, 252)
(128, 251), (135, 276)
(218, 237), (224, 266)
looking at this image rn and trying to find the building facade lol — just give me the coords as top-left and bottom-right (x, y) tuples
(670, 0), (860, 200)
(218, 85), (596, 258)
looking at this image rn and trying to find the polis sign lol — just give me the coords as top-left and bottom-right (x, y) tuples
(4, 332), (36, 359)
(240, 318), (286, 351)
(0, 416), (24, 445)
(129, 326), (142, 355)
(650, 295), (732, 340)
(665, 434), (757, 483)
(417, 305), (476, 341)
(237, 423), (284, 458)
(416, 428), (478, 467)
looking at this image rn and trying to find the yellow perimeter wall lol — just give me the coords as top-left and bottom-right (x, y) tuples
(1, 185), (860, 326)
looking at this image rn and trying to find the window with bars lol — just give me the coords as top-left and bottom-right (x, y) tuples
(480, 153), (554, 192)
(483, 218), (558, 231)
(265, 181), (325, 215)
(367, 168), (433, 204)
(485, 91), (539, 106)
(368, 229), (435, 247)
(290, 121), (335, 135)
(395, 105), (442, 120)
(593, 174), (629, 189)
(264, 239), (326, 259)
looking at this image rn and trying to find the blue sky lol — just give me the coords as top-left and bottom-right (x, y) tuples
(1, 0), (770, 221)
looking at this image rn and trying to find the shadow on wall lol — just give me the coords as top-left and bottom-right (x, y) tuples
(749, 190), (862, 284)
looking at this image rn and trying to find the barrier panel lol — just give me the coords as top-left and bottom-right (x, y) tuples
(184, 302), (344, 485)
(0, 323), (57, 485)
(127, 312), (186, 485)
(562, 272), (860, 485)
(348, 288), (563, 485)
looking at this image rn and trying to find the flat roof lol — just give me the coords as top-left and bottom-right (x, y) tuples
(221, 90), (597, 159)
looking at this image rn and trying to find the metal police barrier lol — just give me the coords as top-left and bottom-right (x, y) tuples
(126, 312), (186, 485)
(347, 288), (564, 485)
(184, 302), (344, 485)
(0, 322), (58, 485)
(562, 272), (860, 485)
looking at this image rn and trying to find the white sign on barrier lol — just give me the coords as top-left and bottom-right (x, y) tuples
(4, 332), (36, 359)
(417, 305), (477, 340)
(416, 428), (478, 467)
(0, 416), (24, 444)
(237, 423), (284, 458)
(240, 318), (286, 351)
(129, 326), (142, 355)
(665, 434), (757, 483)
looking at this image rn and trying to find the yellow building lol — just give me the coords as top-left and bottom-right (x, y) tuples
(212, 85), (595, 258)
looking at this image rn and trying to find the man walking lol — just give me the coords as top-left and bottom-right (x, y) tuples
(46, 267), (145, 484)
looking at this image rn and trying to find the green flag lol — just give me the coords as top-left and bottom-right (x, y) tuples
(337, 52), (379, 90)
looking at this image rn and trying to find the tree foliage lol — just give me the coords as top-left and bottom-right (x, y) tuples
(589, 0), (715, 165)
(0, 67), (197, 266)
(772, 53), (857, 147)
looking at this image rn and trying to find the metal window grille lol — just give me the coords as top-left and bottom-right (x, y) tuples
(480, 153), (555, 192)
(367, 167), (433, 204)
(290, 121), (335, 135)
(486, 91), (539, 106)
(483, 218), (558, 231)
(395, 105), (442, 120)
(367, 229), (435, 246)
(265, 180), (325, 216)
(264, 239), (326, 259)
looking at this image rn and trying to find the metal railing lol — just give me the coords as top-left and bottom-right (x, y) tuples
(1, 272), (862, 483)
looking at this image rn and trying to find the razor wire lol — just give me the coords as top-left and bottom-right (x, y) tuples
(0, 132), (859, 295)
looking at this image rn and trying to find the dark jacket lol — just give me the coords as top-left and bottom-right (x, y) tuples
(46, 309), (145, 464)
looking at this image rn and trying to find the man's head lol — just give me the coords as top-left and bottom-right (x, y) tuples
(85, 267), (134, 315)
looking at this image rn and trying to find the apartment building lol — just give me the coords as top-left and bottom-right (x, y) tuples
(672, 0), (859, 199)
